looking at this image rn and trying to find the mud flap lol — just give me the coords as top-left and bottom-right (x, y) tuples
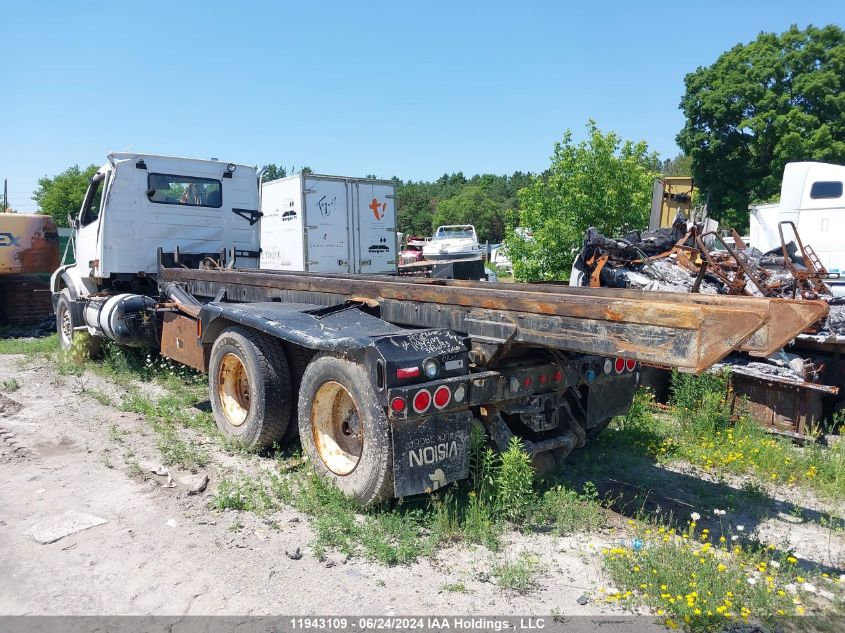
(391, 411), (472, 498)
(585, 372), (639, 425)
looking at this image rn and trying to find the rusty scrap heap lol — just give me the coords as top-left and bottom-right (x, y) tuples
(572, 221), (844, 436)
(572, 221), (845, 337)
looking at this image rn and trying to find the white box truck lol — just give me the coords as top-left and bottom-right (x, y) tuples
(749, 161), (845, 296)
(259, 173), (397, 274)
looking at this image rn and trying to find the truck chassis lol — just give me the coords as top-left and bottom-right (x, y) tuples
(52, 256), (825, 503)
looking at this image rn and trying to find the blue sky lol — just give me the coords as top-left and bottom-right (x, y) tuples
(2, 1), (843, 211)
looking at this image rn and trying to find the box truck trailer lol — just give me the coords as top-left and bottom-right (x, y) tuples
(259, 173), (397, 274)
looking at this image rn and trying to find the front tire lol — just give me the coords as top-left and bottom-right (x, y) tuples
(56, 290), (75, 351)
(298, 355), (393, 505)
(209, 327), (292, 449)
(56, 288), (101, 356)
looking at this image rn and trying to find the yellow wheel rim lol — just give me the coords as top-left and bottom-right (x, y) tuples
(312, 381), (363, 475)
(218, 353), (250, 427)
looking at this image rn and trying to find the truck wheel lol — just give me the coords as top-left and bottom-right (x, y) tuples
(298, 355), (393, 506)
(56, 290), (75, 350)
(56, 288), (101, 356)
(209, 326), (292, 449)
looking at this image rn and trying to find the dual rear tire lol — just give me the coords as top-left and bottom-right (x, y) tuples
(209, 327), (392, 504)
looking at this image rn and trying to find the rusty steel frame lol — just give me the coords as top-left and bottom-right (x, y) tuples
(778, 220), (835, 299)
(160, 267), (828, 374)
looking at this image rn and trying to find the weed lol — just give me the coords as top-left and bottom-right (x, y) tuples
(229, 518), (244, 533)
(85, 388), (114, 407)
(441, 582), (468, 593)
(125, 457), (142, 477)
(212, 475), (274, 513)
(495, 436), (536, 521)
(108, 424), (125, 443)
(120, 388), (212, 468)
(601, 516), (838, 630)
(213, 477), (251, 511)
(222, 436), (263, 456)
(463, 492), (501, 548)
(541, 483), (607, 535)
(492, 552), (540, 593)
(56, 352), (85, 375)
(153, 422), (207, 468)
(0, 377), (20, 392)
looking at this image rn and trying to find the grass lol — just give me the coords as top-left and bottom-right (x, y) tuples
(601, 515), (845, 631)
(625, 371), (845, 502)
(1, 377), (20, 392)
(209, 428), (613, 566)
(0, 334), (59, 356)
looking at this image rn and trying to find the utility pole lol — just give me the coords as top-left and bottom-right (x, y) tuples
(3, 179), (7, 212)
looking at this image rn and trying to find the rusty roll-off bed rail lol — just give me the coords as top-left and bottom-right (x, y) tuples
(160, 266), (828, 374)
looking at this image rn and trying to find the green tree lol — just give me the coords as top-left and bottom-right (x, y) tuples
(432, 185), (511, 243)
(506, 121), (659, 281)
(661, 154), (693, 177)
(677, 24), (845, 224)
(262, 164), (287, 182)
(396, 180), (438, 237)
(32, 164), (99, 227)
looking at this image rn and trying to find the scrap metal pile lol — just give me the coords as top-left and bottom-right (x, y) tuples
(572, 220), (843, 435)
(572, 218), (844, 337)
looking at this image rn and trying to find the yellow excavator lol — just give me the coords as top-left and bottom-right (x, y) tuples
(0, 213), (60, 326)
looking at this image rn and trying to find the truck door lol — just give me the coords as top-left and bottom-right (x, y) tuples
(354, 181), (396, 274)
(75, 171), (108, 278)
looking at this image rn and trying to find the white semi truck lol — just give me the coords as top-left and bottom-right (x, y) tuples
(750, 161), (845, 297)
(50, 153), (827, 504)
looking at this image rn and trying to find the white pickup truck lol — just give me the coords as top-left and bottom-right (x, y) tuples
(750, 161), (845, 296)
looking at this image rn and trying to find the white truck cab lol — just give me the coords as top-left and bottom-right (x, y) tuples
(52, 153), (261, 300)
(51, 153), (261, 348)
(750, 161), (845, 296)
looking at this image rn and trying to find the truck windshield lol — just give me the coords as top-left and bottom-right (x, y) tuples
(147, 173), (223, 208)
(435, 227), (474, 239)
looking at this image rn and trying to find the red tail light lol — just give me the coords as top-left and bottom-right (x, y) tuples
(626, 359), (636, 372)
(539, 374), (548, 385)
(554, 369), (563, 382)
(614, 358), (625, 374)
(397, 366), (421, 379)
(433, 386), (451, 409)
(412, 389), (431, 413)
(390, 397), (406, 412)
(523, 376), (533, 388)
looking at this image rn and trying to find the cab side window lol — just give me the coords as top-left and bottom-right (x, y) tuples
(809, 181), (843, 200)
(146, 173), (223, 208)
(80, 175), (105, 226)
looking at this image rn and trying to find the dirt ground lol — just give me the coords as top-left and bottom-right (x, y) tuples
(1, 350), (843, 618)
